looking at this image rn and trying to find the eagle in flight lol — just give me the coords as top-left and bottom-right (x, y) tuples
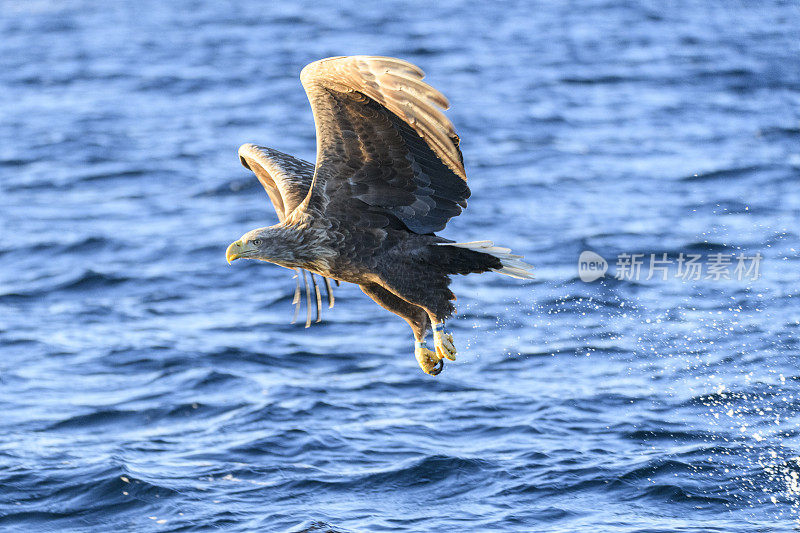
(226, 56), (533, 375)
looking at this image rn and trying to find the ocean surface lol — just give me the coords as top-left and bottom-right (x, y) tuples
(1, 1), (799, 531)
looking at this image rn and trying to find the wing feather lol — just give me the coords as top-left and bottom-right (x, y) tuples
(297, 55), (469, 234)
(237, 143), (314, 222)
(301, 56), (463, 179)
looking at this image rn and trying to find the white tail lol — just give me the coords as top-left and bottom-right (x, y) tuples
(437, 240), (535, 279)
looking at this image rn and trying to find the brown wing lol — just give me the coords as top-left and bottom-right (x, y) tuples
(237, 143), (315, 222)
(297, 56), (469, 234)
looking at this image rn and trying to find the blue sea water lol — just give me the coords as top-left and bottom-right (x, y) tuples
(1, 0), (800, 531)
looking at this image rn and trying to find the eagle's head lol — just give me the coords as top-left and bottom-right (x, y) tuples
(226, 226), (303, 268)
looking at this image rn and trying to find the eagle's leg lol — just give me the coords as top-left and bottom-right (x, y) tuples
(376, 274), (459, 365)
(431, 321), (457, 362)
(359, 283), (442, 375)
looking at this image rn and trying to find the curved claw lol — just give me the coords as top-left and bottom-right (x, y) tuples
(430, 358), (444, 376)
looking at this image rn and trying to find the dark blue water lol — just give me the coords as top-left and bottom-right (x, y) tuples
(2, 1), (800, 531)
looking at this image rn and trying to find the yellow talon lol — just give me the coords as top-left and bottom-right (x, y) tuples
(415, 342), (443, 375)
(433, 328), (457, 361)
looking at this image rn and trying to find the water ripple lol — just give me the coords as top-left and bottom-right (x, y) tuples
(1, 1), (798, 531)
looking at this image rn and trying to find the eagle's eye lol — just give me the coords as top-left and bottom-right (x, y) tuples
(252, 239), (263, 246)
(239, 156), (251, 170)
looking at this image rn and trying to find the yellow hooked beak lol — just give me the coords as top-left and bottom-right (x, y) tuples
(226, 239), (253, 264)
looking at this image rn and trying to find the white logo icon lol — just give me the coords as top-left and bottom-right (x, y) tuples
(578, 251), (608, 282)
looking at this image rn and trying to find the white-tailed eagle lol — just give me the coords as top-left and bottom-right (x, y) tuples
(226, 56), (533, 375)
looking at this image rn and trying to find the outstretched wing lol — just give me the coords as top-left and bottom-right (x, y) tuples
(297, 56), (469, 234)
(237, 143), (315, 222)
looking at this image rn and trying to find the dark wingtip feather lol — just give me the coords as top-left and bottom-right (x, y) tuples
(324, 277), (335, 308)
(311, 274), (322, 323)
(291, 269), (302, 324)
(301, 270), (312, 328)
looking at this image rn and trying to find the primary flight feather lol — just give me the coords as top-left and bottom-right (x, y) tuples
(226, 56), (533, 375)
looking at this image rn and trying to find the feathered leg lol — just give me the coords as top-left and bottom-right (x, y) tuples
(359, 283), (442, 375)
(376, 272), (459, 368)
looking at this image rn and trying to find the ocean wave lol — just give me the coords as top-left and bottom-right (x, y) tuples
(287, 522), (348, 533)
(2, 0), (798, 530)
